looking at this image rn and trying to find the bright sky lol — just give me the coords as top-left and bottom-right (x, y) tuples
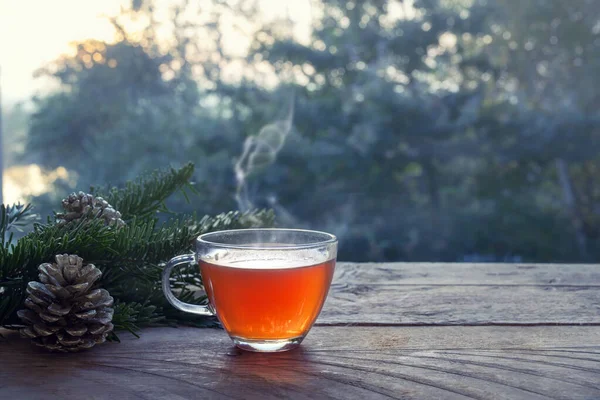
(0, 0), (312, 104)
(0, 0), (127, 104)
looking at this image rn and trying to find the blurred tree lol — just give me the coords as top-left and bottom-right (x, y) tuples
(243, 0), (500, 260)
(23, 0), (260, 216)
(472, 0), (600, 260)
(27, 40), (176, 171)
(3, 103), (29, 167)
(19, 0), (600, 262)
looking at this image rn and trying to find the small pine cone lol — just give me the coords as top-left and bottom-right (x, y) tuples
(17, 254), (114, 352)
(57, 191), (125, 228)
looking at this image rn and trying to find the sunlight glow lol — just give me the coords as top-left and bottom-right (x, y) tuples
(0, 0), (126, 103)
(4, 165), (72, 204)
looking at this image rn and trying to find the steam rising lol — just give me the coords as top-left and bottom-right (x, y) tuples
(234, 96), (295, 211)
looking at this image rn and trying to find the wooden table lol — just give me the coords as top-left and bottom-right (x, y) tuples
(2, 262), (600, 399)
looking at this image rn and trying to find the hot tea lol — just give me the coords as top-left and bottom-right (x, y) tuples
(200, 258), (335, 340)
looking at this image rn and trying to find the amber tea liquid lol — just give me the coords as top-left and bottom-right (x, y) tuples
(200, 258), (335, 340)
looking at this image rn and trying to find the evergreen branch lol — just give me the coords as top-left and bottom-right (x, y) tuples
(97, 209), (275, 270)
(0, 209), (275, 328)
(95, 209), (274, 333)
(109, 302), (164, 340)
(98, 209), (275, 307)
(0, 203), (38, 247)
(0, 219), (119, 326)
(91, 162), (196, 220)
(0, 162), (276, 336)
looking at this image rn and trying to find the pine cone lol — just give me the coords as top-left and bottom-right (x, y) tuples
(17, 254), (114, 352)
(57, 191), (125, 228)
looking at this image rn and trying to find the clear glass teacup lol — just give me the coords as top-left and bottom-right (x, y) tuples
(162, 228), (338, 352)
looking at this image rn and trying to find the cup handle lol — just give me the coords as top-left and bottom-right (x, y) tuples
(161, 254), (213, 316)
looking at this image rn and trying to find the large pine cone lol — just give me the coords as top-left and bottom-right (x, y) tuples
(57, 191), (125, 228)
(17, 254), (114, 352)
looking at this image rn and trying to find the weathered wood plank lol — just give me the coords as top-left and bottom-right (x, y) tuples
(2, 326), (600, 400)
(317, 263), (600, 325)
(320, 284), (600, 325)
(333, 263), (600, 286)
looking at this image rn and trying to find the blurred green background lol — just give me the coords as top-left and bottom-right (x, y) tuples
(2, 0), (600, 262)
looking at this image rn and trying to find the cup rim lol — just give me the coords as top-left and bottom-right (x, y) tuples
(197, 228), (338, 250)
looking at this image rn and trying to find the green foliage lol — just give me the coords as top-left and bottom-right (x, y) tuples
(16, 0), (600, 263)
(109, 302), (163, 340)
(0, 204), (38, 245)
(91, 162), (197, 220)
(0, 164), (275, 334)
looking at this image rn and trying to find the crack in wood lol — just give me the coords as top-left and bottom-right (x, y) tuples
(440, 351), (600, 374)
(312, 352), (565, 399)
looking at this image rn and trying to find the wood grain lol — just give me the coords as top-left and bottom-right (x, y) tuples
(2, 326), (600, 400)
(3, 262), (600, 399)
(333, 263), (600, 286)
(318, 262), (600, 325)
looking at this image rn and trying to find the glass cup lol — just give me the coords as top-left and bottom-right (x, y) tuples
(162, 228), (338, 352)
